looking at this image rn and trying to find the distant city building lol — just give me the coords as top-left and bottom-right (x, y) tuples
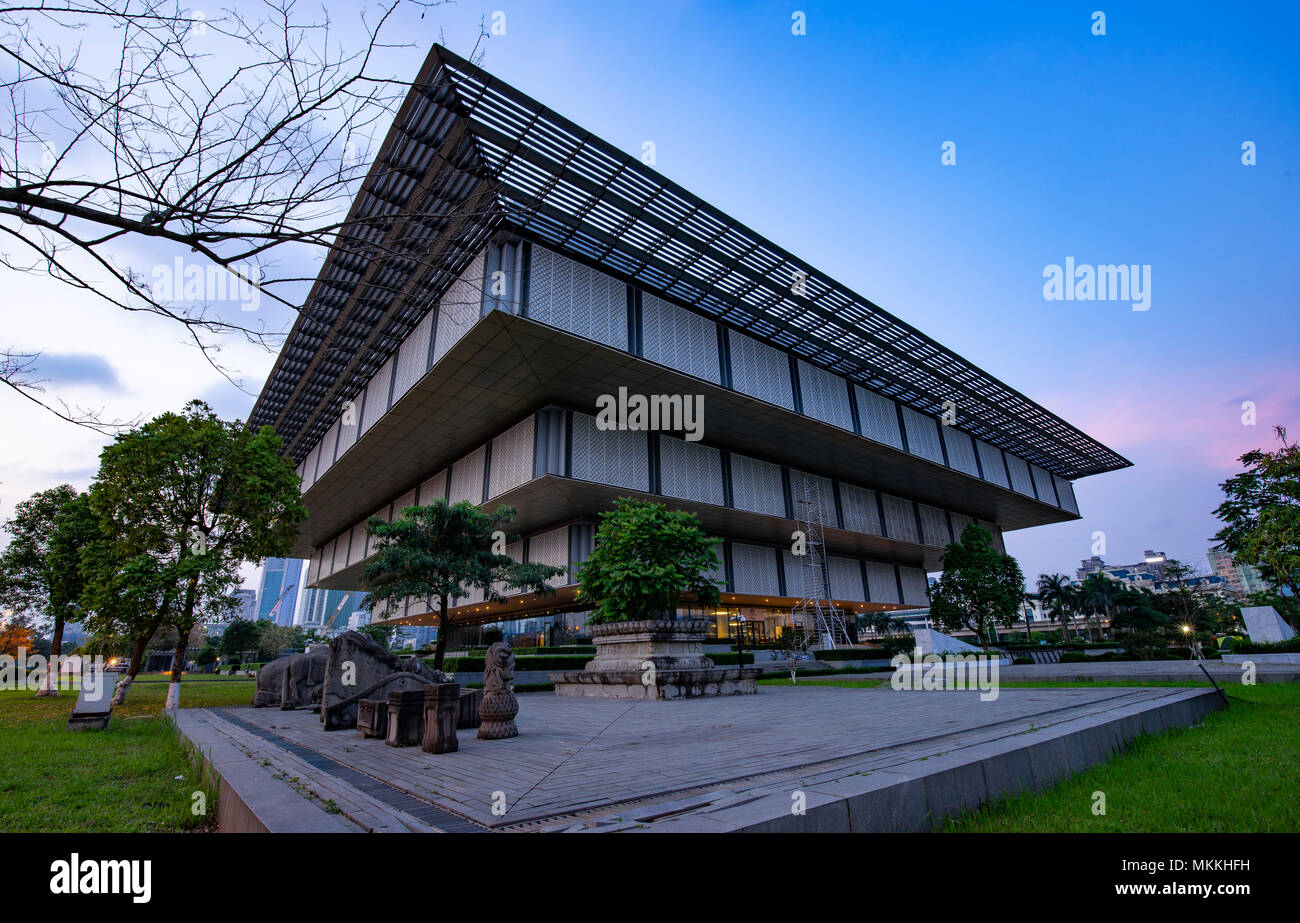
(257, 557), (303, 625)
(296, 587), (367, 633)
(1207, 550), (1271, 598)
(233, 588), (257, 621)
(346, 610), (371, 632)
(1077, 551), (1226, 595)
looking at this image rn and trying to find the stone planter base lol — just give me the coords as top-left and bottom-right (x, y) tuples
(549, 617), (759, 700)
(549, 665), (759, 699)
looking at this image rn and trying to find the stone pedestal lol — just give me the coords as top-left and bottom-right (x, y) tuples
(385, 689), (425, 747)
(458, 688), (482, 729)
(549, 618), (760, 700)
(421, 683), (460, 754)
(357, 698), (389, 739)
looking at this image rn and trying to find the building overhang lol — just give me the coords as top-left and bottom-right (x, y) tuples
(374, 586), (911, 630)
(249, 45), (1130, 483)
(292, 310), (1076, 560)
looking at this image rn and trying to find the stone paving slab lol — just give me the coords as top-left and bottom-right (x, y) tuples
(818, 660), (1297, 684)
(178, 685), (1222, 833)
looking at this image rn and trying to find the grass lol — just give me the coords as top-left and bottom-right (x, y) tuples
(944, 683), (1300, 832)
(762, 676), (1299, 831)
(0, 674), (253, 832)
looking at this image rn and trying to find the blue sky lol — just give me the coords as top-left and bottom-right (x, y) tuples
(2, 1), (1297, 588)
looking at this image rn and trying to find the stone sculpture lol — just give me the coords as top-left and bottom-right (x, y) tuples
(477, 641), (519, 739)
(319, 630), (446, 730)
(422, 683), (461, 753)
(251, 645), (329, 708)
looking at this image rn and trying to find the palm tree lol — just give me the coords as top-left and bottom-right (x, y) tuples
(1036, 573), (1074, 641)
(1078, 573), (1122, 642)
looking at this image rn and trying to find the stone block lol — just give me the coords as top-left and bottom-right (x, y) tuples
(386, 689), (425, 747)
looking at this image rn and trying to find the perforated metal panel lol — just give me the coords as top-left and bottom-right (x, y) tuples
(839, 483), (882, 535)
(828, 555), (866, 601)
(449, 446), (487, 504)
(527, 527), (570, 587)
(902, 406), (945, 464)
(659, 437), (725, 505)
(729, 453), (786, 516)
(331, 530), (351, 573)
(347, 522), (368, 567)
(797, 360), (853, 431)
(392, 489), (417, 519)
(301, 444), (320, 490)
(899, 566), (930, 606)
(789, 469), (837, 527)
(418, 469), (447, 505)
(976, 439), (1010, 488)
(918, 503), (952, 547)
(358, 356), (394, 436)
(781, 550), (807, 598)
(943, 427), (980, 477)
(854, 386), (904, 449)
(570, 412), (650, 491)
(307, 548), (322, 585)
(729, 331), (795, 410)
(319, 538), (336, 579)
(1054, 475), (1079, 514)
(432, 250), (486, 366)
(318, 419), (340, 474)
(865, 562), (900, 605)
(488, 416), (536, 498)
(392, 309), (434, 402)
(642, 292), (721, 383)
(336, 396), (360, 456)
(527, 246), (628, 349)
(881, 494), (919, 544)
(731, 543), (781, 595)
(1005, 452), (1035, 497)
(1030, 464), (1057, 504)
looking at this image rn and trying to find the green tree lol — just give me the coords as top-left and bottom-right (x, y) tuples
(357, 623), (397, 650)
(1110, 587), (1170, 659)
(1036, 573), (1076, 641)
(1078, 573), (1124, 642)
(1213, 425), (1300, 601)
(89, 400), (306, 707)
(0, 484), (79, 694)
(78, 542), (174, 703)
(363, 499), (565, 672)
(929, 523), (1025, 648)
(578, 498), (723, 625)
(219, 618), (264, 659)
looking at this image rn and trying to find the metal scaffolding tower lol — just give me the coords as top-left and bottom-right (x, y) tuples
(790, 475), (853, 650)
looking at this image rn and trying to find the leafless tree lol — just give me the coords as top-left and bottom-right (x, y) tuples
(0, 0), (490, 431)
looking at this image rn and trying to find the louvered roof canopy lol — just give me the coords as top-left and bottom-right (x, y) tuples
(249, 45), (1129, 481)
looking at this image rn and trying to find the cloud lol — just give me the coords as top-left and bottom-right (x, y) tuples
(28, 352), (124, 391)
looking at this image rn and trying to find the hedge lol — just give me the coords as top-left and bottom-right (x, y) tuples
(811, 648), (889, 661)
(435, 654), (593, 673)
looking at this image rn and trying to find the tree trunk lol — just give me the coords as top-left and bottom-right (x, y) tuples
(111, 631), (152, 706)
(166, 629), (190, 711)
(36, 615), (65, 697)
(431, 600), (450, 672)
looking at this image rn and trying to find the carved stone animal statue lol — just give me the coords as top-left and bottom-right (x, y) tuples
(252, 645), (330, 708)
(281, 645), (329, 709)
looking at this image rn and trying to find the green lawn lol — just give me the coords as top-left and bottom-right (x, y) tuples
(761, 677), (1299, 831)
(0, 675), (254, 832)
(945, 683), (1299, 832)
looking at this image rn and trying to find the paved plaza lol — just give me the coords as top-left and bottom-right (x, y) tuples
(178, 683), (1221, 832)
